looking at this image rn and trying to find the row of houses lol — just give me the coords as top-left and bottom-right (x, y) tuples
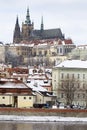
(0, 65), (56, 108)
(1, 58), (87, 108)
(0, 78), (56, 108)
(0, 38), (75, 66)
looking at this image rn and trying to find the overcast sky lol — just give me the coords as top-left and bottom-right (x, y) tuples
(0, 0), (87, 45)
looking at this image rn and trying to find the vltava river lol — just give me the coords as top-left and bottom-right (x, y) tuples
(0, 121), (87, 130)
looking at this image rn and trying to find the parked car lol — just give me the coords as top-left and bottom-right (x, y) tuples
(58, 104), (65, 109)
(33, 103), (49, 108)
(52, 105), (57, 109)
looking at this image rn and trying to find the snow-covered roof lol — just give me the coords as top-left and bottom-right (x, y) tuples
(26, 82), (47, 92)
(27, 79), (51, 87)
(0, 79), (28, 89)
(45, 68), (52, 73)
(55, 60), (87, 69)
(28, 74), (46, 79)
(0, 82), (27, 89)
(26, 82), (54, 97)
(9, 43), (34, 47)
(12, 73), (28, 77)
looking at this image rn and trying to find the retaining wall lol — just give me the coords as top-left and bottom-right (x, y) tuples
(0, 108), (87, 117)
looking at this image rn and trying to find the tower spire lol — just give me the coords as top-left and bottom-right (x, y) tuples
(41, 16), (44, 31)
(15, 16), (18, 25)
(13, 16), (21, 43)
(25, 7), (31, 24)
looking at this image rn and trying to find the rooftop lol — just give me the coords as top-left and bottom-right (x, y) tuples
(55, 60), (87, 69)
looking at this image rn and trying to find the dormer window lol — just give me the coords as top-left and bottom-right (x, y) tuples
(27, 80), (31, 83)
(33, 69), (37, 73)
(44, 80), (48, 83)
(38, 69), (43, 73)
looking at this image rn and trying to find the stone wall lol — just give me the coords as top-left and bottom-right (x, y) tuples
(0, 108), (87, 117)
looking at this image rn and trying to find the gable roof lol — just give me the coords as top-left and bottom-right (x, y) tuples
(0, 79), (34, 95)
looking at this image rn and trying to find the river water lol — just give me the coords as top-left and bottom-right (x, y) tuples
(0, 121), (87, 130)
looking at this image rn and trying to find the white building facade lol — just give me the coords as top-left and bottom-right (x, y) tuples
(52, 60), (87, 107)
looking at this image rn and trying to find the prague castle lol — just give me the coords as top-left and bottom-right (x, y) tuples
(13, 8), (65, 43)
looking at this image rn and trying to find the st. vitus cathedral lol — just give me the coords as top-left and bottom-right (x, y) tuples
(13, 7), (64, 43)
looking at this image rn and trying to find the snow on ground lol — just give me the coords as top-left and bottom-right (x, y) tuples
(0, 115), (87, 122)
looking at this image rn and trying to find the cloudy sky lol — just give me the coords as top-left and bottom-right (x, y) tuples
(0, 0), (87, 45)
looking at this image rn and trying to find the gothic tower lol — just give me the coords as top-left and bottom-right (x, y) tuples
(13, 16), (21, 43)
(21, 7), (34, 41)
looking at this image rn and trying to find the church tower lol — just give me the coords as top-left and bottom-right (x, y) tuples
(13, 16), (21, 43)
(21, 7), (34, 41)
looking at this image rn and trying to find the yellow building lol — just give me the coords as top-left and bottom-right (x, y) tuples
(0, 79), (36, 108)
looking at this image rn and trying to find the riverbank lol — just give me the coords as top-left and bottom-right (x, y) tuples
(0, 115), (87, 122)
(0, 108), (87, 117)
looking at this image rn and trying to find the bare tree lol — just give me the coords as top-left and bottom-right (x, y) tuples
(84, 87), (87, 108)
(59, 77), (78, 105)
(5, 50), (23, 67)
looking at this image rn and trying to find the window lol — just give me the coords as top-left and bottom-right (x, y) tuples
(61, 83), (63, 88)
(77, 83), (80, 88)
(61, 93), (64, 98)
(57, 48), (59, 53)
(61, 73), (64, 79)
(60, 48), (62, 53)
(83, 74), (85, 79)
(67, 73), (69, 79)
(44, 80), (48, 83)
(2, 97), (5, 99)
(72, 74), (74, 79)
(77, 94), (80, 98)
(34, 52), (36, 56)
(72, 93), (74, 99)
(72, 83), (74, 87)
(44, 51), (47, 56)
(29, 97), (32, 100)
(39, 51), (42, 56)
(67, 93), (69, 98)
(65, 48), (67, 53)
(83, 83), (85, 89)
(24, 97), (26, 99)
(83, 94), (85, 98)
(78, 74), (80, 79)
(27, 80), (31, 83)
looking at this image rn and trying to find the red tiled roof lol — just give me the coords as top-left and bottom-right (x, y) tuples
(64, 39), (73, 44)
(7, 67), (28, 74)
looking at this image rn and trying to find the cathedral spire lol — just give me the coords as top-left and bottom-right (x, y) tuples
(13, 16), (21, 43)
(41, 16), (44, 31)
(16, 15), (19, 26)
(25, 7), (31, 24)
